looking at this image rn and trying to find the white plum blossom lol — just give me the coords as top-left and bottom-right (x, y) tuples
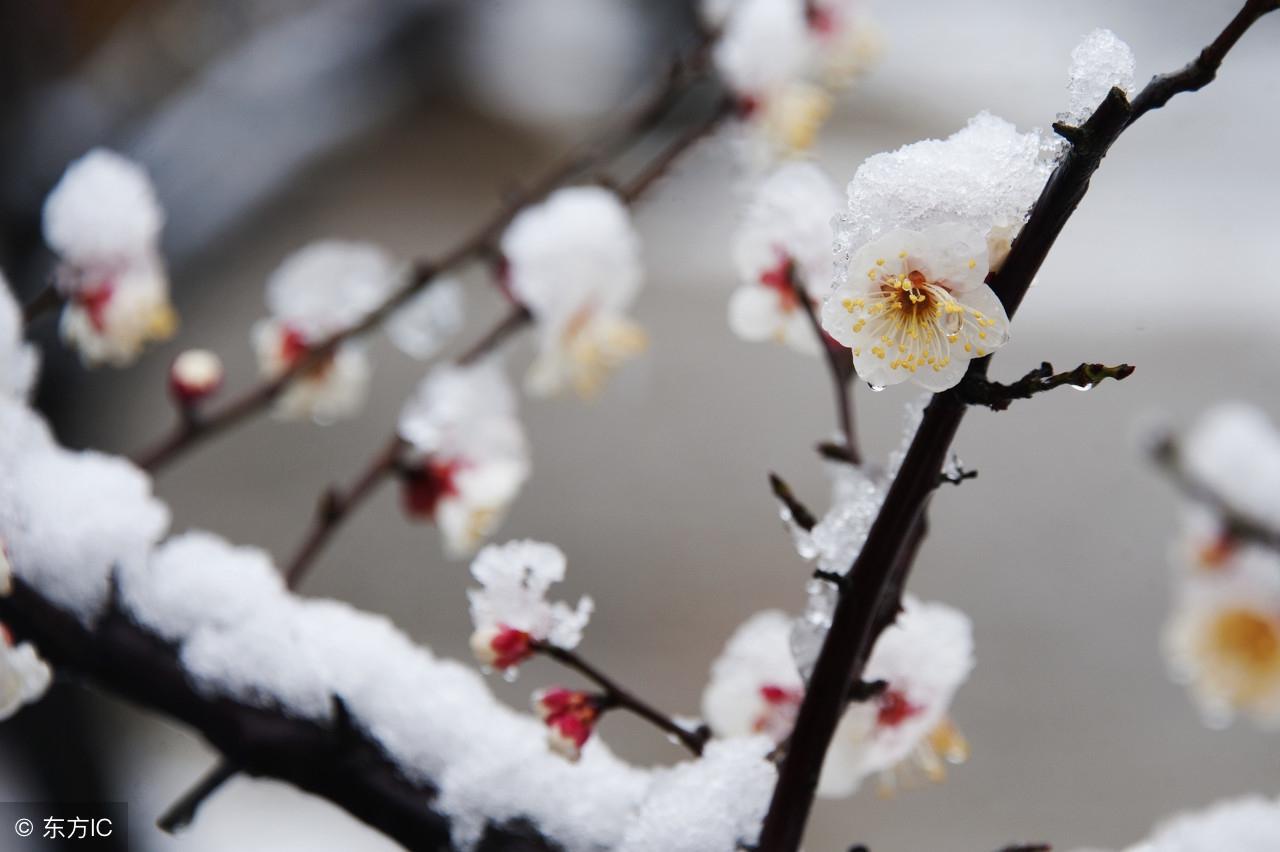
(396, 362), (530, 558)
(501, 186), (646, 397)
(0, 276), (39, 401)
(1164, 547), (1280, 729)
(386, 277), (465, 360)
(821, 223), (1009, 390)
(42, 149), (176, 366)
(729, 163), (841, 353)
(467, 540), (593, 670)
(0, 631), (52, 721)
(702, 596), (973, 799)
(806, 0), (882, 89)
(253, 241), (397, 423)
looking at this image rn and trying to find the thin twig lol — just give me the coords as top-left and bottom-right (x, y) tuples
(22, 284), (63, 326)
(533, 641), (708, 756)
(769, 473), (818, 532)
(954, 361), (1135, 411)
(457, 306), (534, 367)
(758, 5), (1279, 849)
(157, 761), (238, 833)
(787, 261), (860, 464)
(131, 36), (720, 475)
(283, 435), (404, 589)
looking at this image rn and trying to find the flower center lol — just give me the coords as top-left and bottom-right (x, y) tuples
(75, 281), (115, 332)
(875, 688), (923, 728)
(753, 683), (803, 740)
(1208, 609), (1280, 680)
(760, 253), (802, 313)
(401, 457), (466, 519)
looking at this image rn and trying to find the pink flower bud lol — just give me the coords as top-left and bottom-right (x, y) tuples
(532, 687), (598, 762)
(170, 349), (224, 406)
(469, 624), (533, 670)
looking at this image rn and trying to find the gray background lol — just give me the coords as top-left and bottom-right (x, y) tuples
(6, 0), (1280, 849)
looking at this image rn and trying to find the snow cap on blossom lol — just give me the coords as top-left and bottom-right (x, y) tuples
(702, 610), (805, 742)
(0, 276), (39, 401)
(501, 186), (646, 397)
(169, 349), (223, 406)
(252, 240), (396, 423)
(533, 687), (601, 761)
(835, 112), (1057, 277)
(821, 222), (1009, 391)
(42, 149), (176, 367)
(264, 241), (397, 340)
(1064, 29), (1137, 126)
(1163, 550), (1280, 729)
(703, 596), (972, 799)
(252, 321), (371, 423)
(467, 540), (593, 670)
(0, 632), (52, 721)
(1181, 404), (1280, 534)
(729, 162), (841, 354)
(43, 148), (164, 264)
(386, 277), (465, 360)
(1106, 795), (1280, 852)
(397, 362), (530, 557)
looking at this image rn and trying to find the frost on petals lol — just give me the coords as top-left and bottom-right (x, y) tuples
(501, 187), (646, 397)
(703, 597), (973, 798)
(0, 630), (52, 721)
(729, 163), (841, 354)
(467, 540), (592, 670)
(396, 362), (530, 557)
(253, 241), (397, 423)
(821, 224), (1008, 390)
(42, 149), (176, 367)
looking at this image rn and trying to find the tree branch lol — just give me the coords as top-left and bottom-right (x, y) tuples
(786, 267), (860, 464)
(0, 579), (558, 852)
(769, 473), (818, 533)
(758, 5), (1278, 849)
(532, 641), (709, 756)
(21, 283), (63, 327)
(954, 361), (1134, 411)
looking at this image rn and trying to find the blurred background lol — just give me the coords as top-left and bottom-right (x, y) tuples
(1, 0), (1278, 849)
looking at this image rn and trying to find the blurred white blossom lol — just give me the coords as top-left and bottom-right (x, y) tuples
(43, 149), (175, 367)
(0, 632), (52, 721)
(397, 362), (530, 558)
(386, 278), (465, 360)
(729, 163), (841, 353)
(703, 596), (972, 798)
(253, 240), (396, 423)
(501, 187), (646, 397)
(0, 276), (39, 401)
(1074, 795), (1280, 852)
(822, 223), (1008, 390)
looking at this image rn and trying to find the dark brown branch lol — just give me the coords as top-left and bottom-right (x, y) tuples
(769, 473), (818, 532)
(1151, 435), (1280, 553)
(787, 265), (860, 464)
(22, 284), (63, 326)
(0, 579), (557, 852)
(954, 361), (1134, 411)
(157, 761), (238, 833)
(533, 641), (708, 756)
(131, 36), (721, 475)
(758, 5), (1277, 849)
(996, 845), (1052, 852)
(283, 435), (404, 589)
(457, 306), (534, 367)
